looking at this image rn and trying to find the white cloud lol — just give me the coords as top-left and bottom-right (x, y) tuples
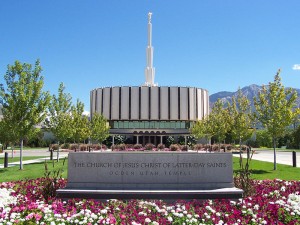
(83, 111), (90, 116)
(292, 64), (300, 70)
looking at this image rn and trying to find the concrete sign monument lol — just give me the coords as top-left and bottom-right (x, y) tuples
(57, 152), (243, 200)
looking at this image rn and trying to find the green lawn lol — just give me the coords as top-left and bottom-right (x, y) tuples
(0, 156), (45, 164)
(0, 158), (68, 182)
(233, 157), (300, 181)
(0, 156), (299, 182)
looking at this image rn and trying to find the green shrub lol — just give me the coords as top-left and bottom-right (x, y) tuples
(145, 143), (155, 150)
(70, 144), (79, 151)
(133, 144), (142, 150)
(60, 143), (70, 149)
(51, 144), (59, 150)
(170, 144), (180, 151)
(157, 143), (165, 150)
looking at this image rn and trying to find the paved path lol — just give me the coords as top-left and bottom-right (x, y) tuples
(0, 149), (68, 169)
(233, 150), (300, 167)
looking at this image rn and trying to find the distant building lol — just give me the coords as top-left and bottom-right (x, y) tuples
(90, 13), (209, 145)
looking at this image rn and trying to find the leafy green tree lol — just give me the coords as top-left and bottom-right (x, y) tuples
(255, 129), (273, 148)
(71, 99), (90, 143)
(254, 70), (298, 170)
(228, 89), (254, 151)
(192, 99), (232, 150)
(90, 113), (110, 148)
(191, 117), (213, 144)
(47, 83), (73, 143)
(0, 60), (50, 169)
(0, 119), (18, 156)
(210, 99), (232, 150)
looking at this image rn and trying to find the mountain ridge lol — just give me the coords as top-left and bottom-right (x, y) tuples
(209, 84), (300, 108)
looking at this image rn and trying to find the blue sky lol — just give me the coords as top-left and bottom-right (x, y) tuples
(0, 1), (299, 112)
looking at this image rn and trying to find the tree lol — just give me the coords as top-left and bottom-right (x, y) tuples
(191, 99), (232, 150)
(228, 89), (254, 152)
(254, 70), (298, 170)
(71, 99), (90, 143)
(191, 116), (213, 144)
(46, 82), (73, 143)
(0, 60), (50, 169)
(90, 113), (110, 148)
(0, 119), (18, 156)
(210, 99), (232, 150)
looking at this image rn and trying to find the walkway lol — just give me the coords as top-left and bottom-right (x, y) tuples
(233, 150), (300, 168)
(0, 149), (68, 169)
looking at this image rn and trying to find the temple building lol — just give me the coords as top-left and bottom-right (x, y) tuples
(90, 13), (209, 145)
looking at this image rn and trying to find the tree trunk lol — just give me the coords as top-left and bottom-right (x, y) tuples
(273, 137), (277, 170)
(57, 141), (60, 162)
(239, 136), (242, 168)
(19, 139), (23, 170)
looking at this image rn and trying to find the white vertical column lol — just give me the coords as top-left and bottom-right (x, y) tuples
(144, 12), (156, 86)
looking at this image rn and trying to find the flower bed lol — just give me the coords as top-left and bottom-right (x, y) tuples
(0, 179), (300, 224)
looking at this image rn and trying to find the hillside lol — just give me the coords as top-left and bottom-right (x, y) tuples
(209, 84), (300, 108)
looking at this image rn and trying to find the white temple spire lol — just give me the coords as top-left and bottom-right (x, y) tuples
(144, 12), (157, 86)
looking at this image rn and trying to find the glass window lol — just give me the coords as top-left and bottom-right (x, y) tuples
(149, 121), (155, 128)
(140, 121), (145, 129)
(175, 122), (181, 129)
(170, 121), (176, 129)
(133, 121), (139, 128)
(119, 121), (124, 129)
(113, 121), (119, 129)
(124, 121), (129, 129)
(165, 122), (170, 129)
(145, 121), (150, 128)
(181, 121), (186, 129)
(154, 121), (159, 129)
(128, 121), (134, 128)
(160, 121), (165, 129)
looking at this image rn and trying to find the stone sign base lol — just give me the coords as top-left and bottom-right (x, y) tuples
(57, 152), (243, 200)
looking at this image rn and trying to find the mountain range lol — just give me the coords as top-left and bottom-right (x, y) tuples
(209, 84), (300, 109)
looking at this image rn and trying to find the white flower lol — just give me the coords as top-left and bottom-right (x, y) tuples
(0, 188), (18, 209)
(145, 218), (151, 223)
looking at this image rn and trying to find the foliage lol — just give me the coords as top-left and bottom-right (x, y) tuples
(69, 144), (79, 151)
(178, 135), (197, 147)
(193, 144), (203, 150)
(0, 119), (18, 149)
(157, 143), (165, 150)
(169, 144), (180, 151)
(234, 150), (255, 197)
(133, 144), (143, 149)
(254, 70), (299, 169)
(192, 99), (232, 150)
(228, 88), (254, 150)
(1, 179), (300, 224)
(71, 99), (90, 143)
(46, 82), (73, 143)
(41, 158), (66, 202)
(0, 60), (51, 169)
(166, 136), (175, 147)
(90, 113), (110, 145)
(253, 129), (273, 148)
(292, 126), (300, 149)
(144, 143), (155, 150)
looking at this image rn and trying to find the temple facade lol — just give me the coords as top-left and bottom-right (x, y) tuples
(90, 13), (209, 145)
